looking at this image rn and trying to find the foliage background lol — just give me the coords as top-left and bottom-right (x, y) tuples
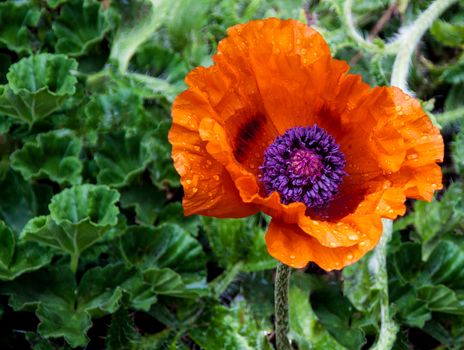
(0, 0), (463, 349)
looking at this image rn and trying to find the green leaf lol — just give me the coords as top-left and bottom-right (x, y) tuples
(417, 285), (464, 315)
(84, 87), (150, 135)
(343, 252), (379, 313)
(0, 266), (91, 347)
(423, 240), (464, 289)
(120, 224), (206, 281)
(0, 170), (42, 233)
(310, 278), (366, 350)
(431, 20), (464, 47)
(10, 129), (83, 185)
(0, 54), (78, 125)
(410, 183), (464, 257)
(105, 300), (137, 350)
(149, 119), (180, 188)
(289, 275), (345, 350)
(0, 2), (41, 54)
(452, 128), (464, 175)
(188, 302), (273, 350)
(53, 0), (112, 56)
(143, 267), (206, 298)
(203, 216), (277, 272)
(0, 220), (15, 269)
(441, 55), (464, 84)
(95, 132), (155, 187)
(120, 181), (165, 225)
(77, 264), (157, 314)
(21, 185), (120, 270)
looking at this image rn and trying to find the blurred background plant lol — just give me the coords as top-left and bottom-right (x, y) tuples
(0, 0), (463, 349)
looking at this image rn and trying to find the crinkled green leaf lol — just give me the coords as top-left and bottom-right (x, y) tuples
(37, 303), (92, 348)
(131, 330), (188, 350)
(143, 267), (206, 298)
(310, 278), (366, 350)
(188, 302), (272, 350)
(77, 263), (157, 314)
(120, 224), (206, 282)
(53, 0), (112, 56)
(11, 129), (83, 185)
(0, 2), (41, 54)
(411, 183), (464, 257)
(21, 185), (119, 268)
(289, 275), (345, 350)
(95, 132), (155, 187)
(0, 170), (42, 233)
(105, 299), (137, 350)
(149, 119), (180, 188)
(120, 182), (165, 225)
(391, 285), (431, 328)
(417, 285), (464, 315)
(0, 267), (90, 347)
(0, 220), (15, 269)
(343, 251), (379, 313)
(452, 127), (464, 175)
(423, 240), (464, 289)
(0, 54), (78, 125)
(441, 55), (464, 84)
(431, 20), (464, 47)
(84, 87), (150, 135)
(203, 216), (277, 272)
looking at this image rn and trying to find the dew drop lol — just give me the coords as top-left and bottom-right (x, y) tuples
(213, 175), (220, 181)
(347, 254), (353, 260)
(290, 255), (296, 260)
(359, 241), (366, 247)
(348, 234), (359, 241)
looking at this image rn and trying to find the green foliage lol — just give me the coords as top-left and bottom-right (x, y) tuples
(11, 129), (83, 185)
(0, 0), (463, 349)
(0, 54), (78, 125)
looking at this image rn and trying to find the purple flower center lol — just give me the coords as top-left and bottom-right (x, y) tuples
(259, 125), (346, 208)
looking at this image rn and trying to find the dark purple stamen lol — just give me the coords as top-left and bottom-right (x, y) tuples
(259, 125), (346, 208)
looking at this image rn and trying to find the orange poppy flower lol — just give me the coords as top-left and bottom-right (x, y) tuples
(169, 18), (444, 271)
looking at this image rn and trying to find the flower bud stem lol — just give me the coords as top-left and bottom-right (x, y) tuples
(275, 263), (292, 350)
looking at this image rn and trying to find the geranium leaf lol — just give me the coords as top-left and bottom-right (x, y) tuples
(77, 263), (157, 314)
(430, 20), (464, 47)
(0, 170), (42, 233)
(0, 54), (78, 125)
(20, 185), (120, 270)
(95, 132), (155, 187)
(10, 129), (83, 185)
(0, 2), (41, 54)
(119, 224), (206, 289)
(0, 220), (15, 269)
(188, 302), (273, 350)
(143, 267), (206, 298)
(53, 0), (112, 56)
(417, 285), (464, 315)
(289, 275), (345, 350)
(120, 182), (165, 225)
(203, 216), (277, 272)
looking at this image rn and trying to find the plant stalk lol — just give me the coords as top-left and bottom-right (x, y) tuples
(275, 263), (292, 350)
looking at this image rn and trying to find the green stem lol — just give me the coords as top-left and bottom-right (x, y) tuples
(369, 220), (398, 350)
(275, 263), (292, 350)
(390, 0), (459, 90)
(70, 254), (79, 274)
(342, 0), (400, 54)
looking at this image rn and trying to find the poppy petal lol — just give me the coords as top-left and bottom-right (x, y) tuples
(170, 90), (258, 217)
(265, 218), (382, 270)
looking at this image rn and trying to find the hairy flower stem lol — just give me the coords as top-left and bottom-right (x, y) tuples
(369, 220), (398, 350)
(391, 0), (459, 90)
(275, 263), (292, 350)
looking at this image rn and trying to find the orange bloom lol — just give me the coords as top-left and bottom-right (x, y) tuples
(169, 18), (444, 271)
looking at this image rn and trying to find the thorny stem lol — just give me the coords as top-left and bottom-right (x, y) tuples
(368, 220), (398, 350)
(275, 263), (292, 350)
(391, 0), (459, 90)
